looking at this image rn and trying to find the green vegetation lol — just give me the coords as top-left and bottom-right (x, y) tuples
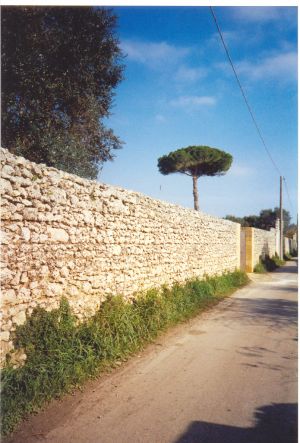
(2, 7), (124, 179)
(254, 255), (286, 273)
(1, 270), (248, 436)
(225, 207), (292, 233)
(284, 252), (296, 260)
(157, 145), (232, 211)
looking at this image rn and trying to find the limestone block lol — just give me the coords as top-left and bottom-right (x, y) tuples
(82, 282), (92, 293)
(82, 210), (94, 225)
(0, 178), (13, 194)
(68, 285), (79, 296)
(18, 288), (31, 299)
(1, 267), (13, 283)
(60, 266), (69, 278)
(10, 176), (32, 187)
(39, 234), (48, 242)
(0, 340), (13, 358)
(46, 283), (63, 297)
(108, 200), (129, 215)
(0, 230), (10, 245)
(23, 208), (39, 221)
(111, 244), (122, 255)
(29, 281), (39, 289)
(1, 164), (15, 177)
(20, 272), (29, 283)
(21, 227), (31, 241)
(13, 311), (26, 326)
(40, 265), (50, 276)
(47, 227), (69, 242)
(46, 170), (62, 185)
(27, 187), (42, 199)
(11, 271), (22, 285)
(21, 168), (33, 179)
(1, 289), (16, 304)
(70, 195), (79, 206)
(0, 331), (10, 341)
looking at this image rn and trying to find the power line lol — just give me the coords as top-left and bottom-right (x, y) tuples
(209, 6), (282, 177)
(210, 6), (296, 220)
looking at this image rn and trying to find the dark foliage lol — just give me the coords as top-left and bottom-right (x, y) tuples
(1, 6), (124, 179)
(225, 208), (292, 232)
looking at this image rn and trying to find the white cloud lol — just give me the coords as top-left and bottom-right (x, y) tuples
(237, 51), (297, 82)
(170, 95), (216, 108)
(121, 39), (190, 68)
(175, 65), (207, 83)
(232, 6), (296, 24)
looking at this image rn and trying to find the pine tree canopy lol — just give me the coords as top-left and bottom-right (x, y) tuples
(157, 145), (233, 178)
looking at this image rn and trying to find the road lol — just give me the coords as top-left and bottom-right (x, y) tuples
(7, 260), (297, 443)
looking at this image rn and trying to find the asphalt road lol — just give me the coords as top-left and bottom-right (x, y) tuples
(7, 260), (298, 443)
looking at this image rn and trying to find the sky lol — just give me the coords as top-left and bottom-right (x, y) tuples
(100, 6), (298, 224)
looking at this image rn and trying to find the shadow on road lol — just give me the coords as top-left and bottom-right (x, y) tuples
(174, 402), (298, 443)
(274, 259), (298, 274)
(214, 297), (297, 329)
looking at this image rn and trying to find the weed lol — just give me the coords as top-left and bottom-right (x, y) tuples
(254, 262), (267, 273)
(1, 270), (249, 436)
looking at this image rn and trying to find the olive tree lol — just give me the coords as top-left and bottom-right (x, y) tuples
(1, 6), (124, 179)
(158, 145), (233, 211)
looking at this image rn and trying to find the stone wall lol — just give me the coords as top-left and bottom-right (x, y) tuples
(1, 148), (241, 365)
(240, 226), (292, 272)
(284, 235), (297, 255)
(253, 227), (277, 266)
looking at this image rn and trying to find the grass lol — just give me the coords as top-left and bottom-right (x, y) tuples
(1, 270), (249, 436)
(254, 254), (286, 273)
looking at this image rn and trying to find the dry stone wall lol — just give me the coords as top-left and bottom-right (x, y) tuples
(1, 148), (240, 366)
(252, 227), (277, 266)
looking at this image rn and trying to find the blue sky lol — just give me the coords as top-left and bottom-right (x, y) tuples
(100, 6), (298, 223)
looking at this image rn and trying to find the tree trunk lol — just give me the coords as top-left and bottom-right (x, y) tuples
(192, 176), (199, 211)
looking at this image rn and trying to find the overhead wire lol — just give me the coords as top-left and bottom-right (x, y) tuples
(209, 6), (295, 215)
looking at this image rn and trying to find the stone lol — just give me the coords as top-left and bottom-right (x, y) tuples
(46, 283), (63, 297)
(29, 281), (39, 289)
(10, 176), (32, 187)
(47, 227), (69, 242)
(1, 164), (15, 177)
(82, 210), (94, 224)
(1, 289), (17, 304)
(1, 267), (13, 283)
(21, 227), (31, 241)
(0, 331), (10, 341)
(23, 208), (39, 221)
(68, 285), (79, 296)
(40, 265), (50, 276)
(0, 230), (10, 245)
(11, 271), (22, 285)
(20, 272), (29, 283)
(111, 245), (122, 255)
(13, 311), (26, 326)
(82, 282), (92, 293)
(60, 266), (69, 278)
(0, 178), (13, 194)
(37, 234), (47, 243)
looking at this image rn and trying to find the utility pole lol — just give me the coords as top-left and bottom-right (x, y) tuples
(280, 176), (283, 259)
